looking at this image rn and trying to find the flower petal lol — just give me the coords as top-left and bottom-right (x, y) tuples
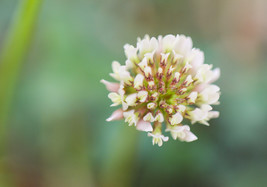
(106, 109), (123, 121)
(100, 79), (120, 92)
(136, 120), (153, 132)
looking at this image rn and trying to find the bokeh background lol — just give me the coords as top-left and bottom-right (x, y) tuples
(0, 0), (267, 186)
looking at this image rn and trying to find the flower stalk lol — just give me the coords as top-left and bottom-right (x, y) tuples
(0, 1), (43, 182)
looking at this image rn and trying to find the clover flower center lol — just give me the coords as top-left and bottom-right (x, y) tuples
(125, 52), (195, 119)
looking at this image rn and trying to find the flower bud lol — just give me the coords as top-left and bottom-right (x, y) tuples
(147, 102), (156, 110)
(187, 91), (198, 103)
(137, 91), (148, 103)
(125, 93), (137, 106)
(154, 112), (164, 122)
(169, 112), (183, 125)
(184, 75), (193, 86)
(138, 58), (148, 70)
(160, 52), (170, 67)
(123, 110), (139, 126)
(108, 92), (121, 106)
(182, 62), (192, 73)
(143, 112), (154, 122)
(134, 74), (144, 90)
(144, 66), (152, 79)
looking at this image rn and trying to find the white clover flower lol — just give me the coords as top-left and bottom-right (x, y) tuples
(143, 112), (154, 122)
(106, 109), (123, 122)
(172, 51), (183, 64)
(189, 48), (204, 71)
(108, 92), (121, 106)
(161, 35), (177, 52)
(161, 52), (170, 65)
(134, 74), (145, 90)
(144, 51), (155, 64)
(123, 110), (139, 126)
(125, 93), (138, 106)
(182, 62), (192, 73)
(148, 132), (169, 147)
(102, 34), (221, 146)
(184, 75), (193, 86)
(137, 35), (158, 56)
(138, 57), (148, 70)
(137, 91), (148, 103)
(147, 102), (156, 110)
(125, 59), (134, 70)
(198, 85), (220, 105)
(194, 64), (220, 84)
(169, 112), (183, 125)
(174, 72), (180, 81)
(109, 61), (133, 84)
(187, 91), (198, 104)
(154, 112), (164, 123)
(136, 120), (153, 132)
(100, 79), (120, 92)
(177, 105), (186, 113)
(124, 44), (138, 61)
(188, 104), (219, 126)
(118, 84), (128, 111)
(166, 125), (197, 142)
(173, 35), (193, 56)
(144, 66), (152, 78)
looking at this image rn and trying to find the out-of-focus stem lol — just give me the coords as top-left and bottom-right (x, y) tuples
(0, 0), (42, 185)
(0, 0), (43, 144)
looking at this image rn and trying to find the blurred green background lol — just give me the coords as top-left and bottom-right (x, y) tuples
(0, 0), (267, 186)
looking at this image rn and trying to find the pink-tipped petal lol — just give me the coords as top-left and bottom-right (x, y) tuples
(136, 120), (153, 132)
(106, 109), (123, 122)
(100, 79), (120, 92)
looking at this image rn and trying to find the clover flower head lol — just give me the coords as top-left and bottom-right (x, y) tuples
(102, 34), (221, 147)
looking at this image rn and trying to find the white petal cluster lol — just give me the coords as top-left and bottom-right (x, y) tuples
(102, 34), (221, 147)
(189, 104), (219, 126)
(148, 132), (169, 147)
(125, 93), (137, 106)
(154, 112), (164, 123)
(134, 74), (144, 90)
(136, 120), (153, 132)
(169, 112), (183, 125)
(109, 61), (133, 84)
(198, 85), (220, 105)
(166, 125), (197, 142)
(123, 110), (139, 126)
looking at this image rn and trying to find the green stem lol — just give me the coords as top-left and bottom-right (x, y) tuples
(0, 0), (43, 140)
(0, 0), (43, 185)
